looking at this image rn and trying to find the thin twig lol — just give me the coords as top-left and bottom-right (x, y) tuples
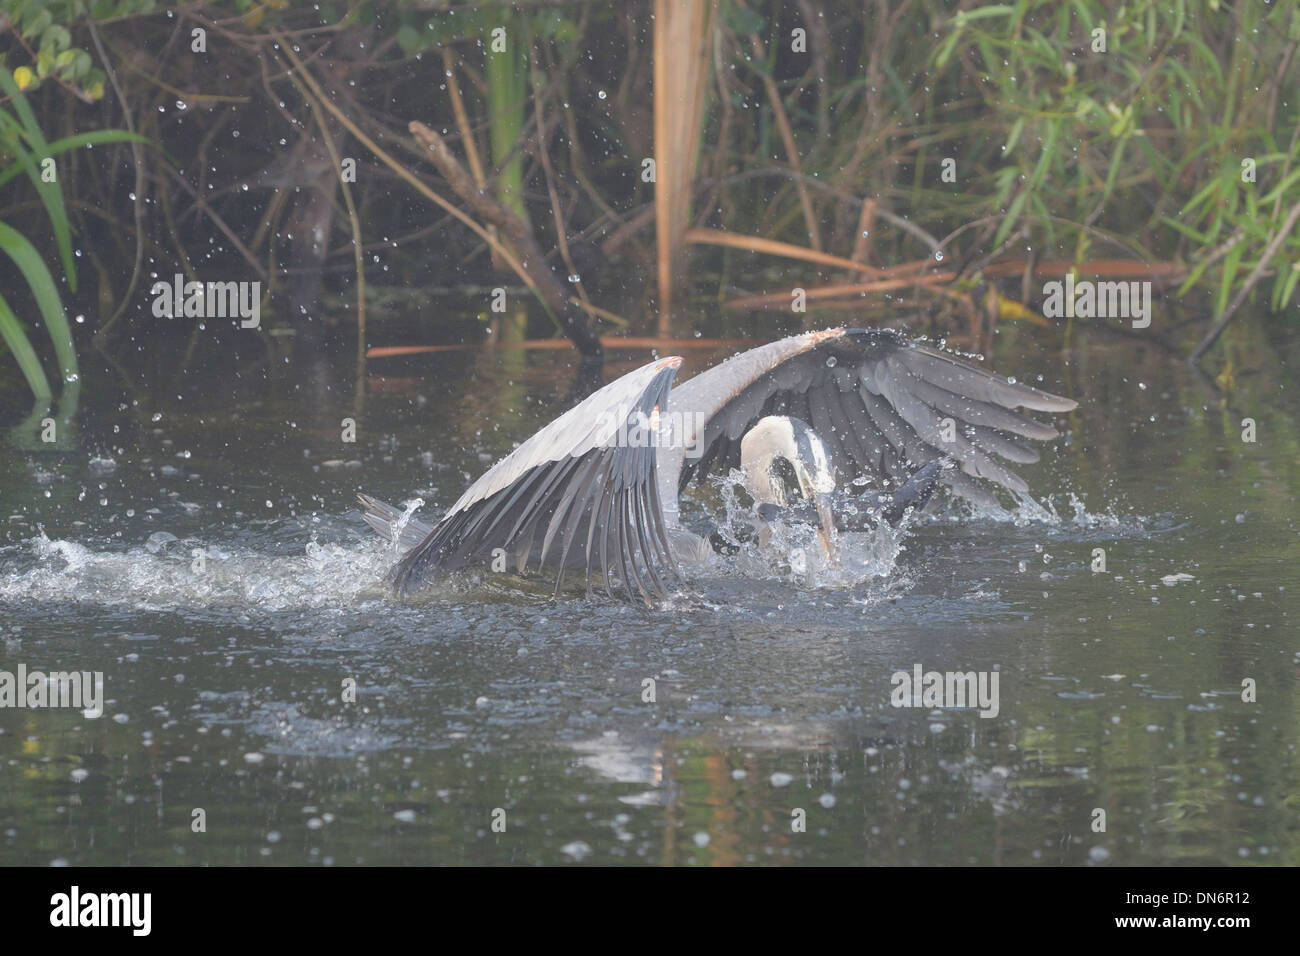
(279, 53), (367, 380)
(272, 34), (585, 349)
(409, 121), (602, 356)
(748, 33), (822, 252)
(87, 19), (146, 343)
(527, 37), (594, 315)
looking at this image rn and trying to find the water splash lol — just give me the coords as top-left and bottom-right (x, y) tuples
(391, 497), (426, 553)
(711, 470), (910, 589)
(0, 529), (391, 612)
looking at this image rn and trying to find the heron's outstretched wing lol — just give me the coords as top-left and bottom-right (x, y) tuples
(665, 328), (1076, 508)
(362, 356), (683, 602)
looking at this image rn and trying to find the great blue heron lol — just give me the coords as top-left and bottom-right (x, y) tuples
(358, 328), (1077, 602)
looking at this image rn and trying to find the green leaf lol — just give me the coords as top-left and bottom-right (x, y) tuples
(68, 50), (93, 81)
(0, 221), (78, 388)
(1179, 175), (1226, 220)
(1100, 136), (1128, 203)
(23, 9), (53, 39)
(1029, 119), (1059, 190)
(1175, 250), (1215, 297)
(1004, 116), (1025, 155)
(992, 190), (1029, 249)
(0, 290), (52, 400)
(396, 25), (422, 54)
(0, 130), (150, 191)
(1260, 165), (1300, 205)
(934, 25), (964, 70)
(40, 25), (72, 55)
(1070, 0), (1096, 34)
(1161, 215), (1209, 244)
(1215, 242), (1244, 317)
(954, 5), (1016, 24)
(1272, 264), (1300, 311)
(722, 3), (766, 37)
(0, 67), (77, 292)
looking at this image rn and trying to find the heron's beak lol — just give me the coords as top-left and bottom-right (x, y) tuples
(797, 464), (839, 565)
(813, 496), (838, 564)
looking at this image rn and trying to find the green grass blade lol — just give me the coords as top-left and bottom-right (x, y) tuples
(0, 220), (78, 387)
(0, 129), (150, 190)
(1215, 242), (1244, 317)
(1273, 264), (1300, 311)
(0, 290), (53, 400)
(992, 190), (1028, 250)
(0, 66), (77, 292)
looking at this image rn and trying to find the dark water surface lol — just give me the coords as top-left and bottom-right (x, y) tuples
(1, 318), (1296, 865)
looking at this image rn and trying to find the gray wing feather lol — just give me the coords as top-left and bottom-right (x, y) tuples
(359, 357), (684, 603)
(666, 327), (1076, 503)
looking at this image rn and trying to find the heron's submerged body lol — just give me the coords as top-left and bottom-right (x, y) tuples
(359, 328), (1077, 603)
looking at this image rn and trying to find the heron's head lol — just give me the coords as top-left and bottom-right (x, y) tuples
(740, 416), (835, 505)
(741, 417), (838, 563)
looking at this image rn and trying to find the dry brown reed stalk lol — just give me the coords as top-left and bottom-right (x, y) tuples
(653, 0), (716, 334)
(724, 272), (957, 310)
(684, 227), (884, 275)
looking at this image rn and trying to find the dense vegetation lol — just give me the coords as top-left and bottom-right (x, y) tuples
(1, 0), (1298, 404)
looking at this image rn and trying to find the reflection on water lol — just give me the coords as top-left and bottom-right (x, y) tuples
(0, 319), (1296, 865)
